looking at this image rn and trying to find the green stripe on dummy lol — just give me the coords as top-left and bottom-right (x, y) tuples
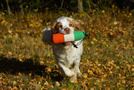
(74, 31), (89, 41)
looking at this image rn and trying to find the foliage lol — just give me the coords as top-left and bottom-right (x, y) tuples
(0, 7), (134, 89)
(0, 0), (134, 15)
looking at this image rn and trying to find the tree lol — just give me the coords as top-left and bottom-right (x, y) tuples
(6, 0), (12, 15)
(18, 0), (24, 16)
(77, 0), (84, 13)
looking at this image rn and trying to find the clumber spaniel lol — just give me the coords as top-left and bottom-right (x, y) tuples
(42, 16), (85, 83)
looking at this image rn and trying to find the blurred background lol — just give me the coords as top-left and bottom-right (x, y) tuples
(0, 0), (134, 15)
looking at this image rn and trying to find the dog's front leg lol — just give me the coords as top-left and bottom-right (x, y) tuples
(58, 62), (75, 77)
(74, 58), (82, 77)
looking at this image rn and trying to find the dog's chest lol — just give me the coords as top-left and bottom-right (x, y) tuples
(52, 44), (81, 65)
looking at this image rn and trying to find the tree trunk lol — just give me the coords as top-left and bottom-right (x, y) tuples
(60, 0), (64, 8)
(77, 0), (84, 13)
(87, 0), (96, 12)
(87, 0), (91, 12)
(19, 0), (24, 16)
(6, 0), (12, 15)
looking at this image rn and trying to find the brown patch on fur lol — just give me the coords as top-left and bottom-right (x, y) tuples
(51, 22), (62, 34)
(67, 19), (85, 32)
(52, 19), (85, 34)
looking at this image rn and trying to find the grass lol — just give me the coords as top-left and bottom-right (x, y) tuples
(0, 8), (134, 89)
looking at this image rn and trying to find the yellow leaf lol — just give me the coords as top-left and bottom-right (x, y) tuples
(47, 53), (50, 57)
(91, 41), (94, 44)
(11, 86), (18, 90)
(29, 73), (32, 77)
(102, 10), (105, 13)
(129, 13), (132, 16)
(112, 5), (115, 8)
(83, 73), (88, 78)
(91, 68), (95, 71)
(55, 81), (60, 87)
(8, 30), (12, 34)
(34, 8), (38, 12)
(104, 86), (111, 90)
(87, 46), (90, 50)
(114, 21), (119, 25)
(101, 78), (106, 82)
(70, 15), (72, 18)
(8, 52), (12, 55)
(115, 54), (120, 57)
(44, 81), (49, 86)
(2, 81), (7, 85)
(46, 68), (51, 72)
(41, 87), (45, 90)
(122, 80), (126, 84)
(109, 71), (113, 74)
(20, 84), (25, 87)
(93, 38), (97, 42)
(13, 81), (17, 86)
(132, 68), (134, 72)
(106, 44), (109, 47)
(88, 70), (94, 76)
(119, 88), (124, 90)
(103, 74), (107, 78)
(40, 61), (45, 65)
(26, 5), (28, 8)
(117, 82), (121, 87)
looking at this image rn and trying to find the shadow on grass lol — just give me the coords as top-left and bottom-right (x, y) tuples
(0, 55), (63, 81)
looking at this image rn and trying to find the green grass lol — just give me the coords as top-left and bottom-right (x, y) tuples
(0, 9), (133, 89)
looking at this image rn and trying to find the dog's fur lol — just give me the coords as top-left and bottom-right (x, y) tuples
(43, 16), (84, 82)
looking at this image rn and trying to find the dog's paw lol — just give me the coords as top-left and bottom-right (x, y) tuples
(77, 72), (82, 77)
(69, 75), (77, 83)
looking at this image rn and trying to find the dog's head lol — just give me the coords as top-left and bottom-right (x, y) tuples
(51, 16), (85, 45)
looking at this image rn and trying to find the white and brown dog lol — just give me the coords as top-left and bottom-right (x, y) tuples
(42, 16), (85, 82)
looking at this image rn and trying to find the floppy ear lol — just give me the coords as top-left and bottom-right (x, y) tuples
(72, 20), (85, 32)
(51, 21), (58, 34)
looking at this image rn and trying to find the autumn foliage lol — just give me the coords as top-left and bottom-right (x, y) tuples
(0, 7), (134, 89)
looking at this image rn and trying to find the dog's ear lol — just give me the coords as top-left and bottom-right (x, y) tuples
(68, 19), (85, 32)
(51, 21), (58, 34)
(73, 20), (85, 32)
(51, 22), (63, 34)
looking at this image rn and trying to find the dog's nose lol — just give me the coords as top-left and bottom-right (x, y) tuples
(64, 28), (70, 34)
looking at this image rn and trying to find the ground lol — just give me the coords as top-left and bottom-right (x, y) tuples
(0, 8), (133, 89)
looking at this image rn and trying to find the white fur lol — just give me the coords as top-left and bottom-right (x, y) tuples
(52, 41), (83, 82)
(42, 28), (52, 44)
(42, 17), (83, 82)
(55, 17), (74, 34)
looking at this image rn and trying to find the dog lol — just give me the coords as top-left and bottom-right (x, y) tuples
(42, 16), (85, 83)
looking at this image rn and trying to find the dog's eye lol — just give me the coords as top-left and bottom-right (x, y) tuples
(57, 25), (62, 30)
(58, 25), (62, 30)
(59, 25), (62, 28)
(69, 23), (73, 27)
